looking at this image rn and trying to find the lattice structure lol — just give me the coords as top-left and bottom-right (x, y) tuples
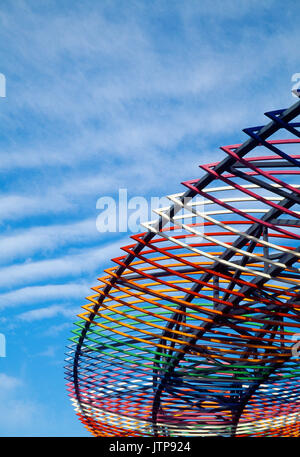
(65, 100), (300, 437)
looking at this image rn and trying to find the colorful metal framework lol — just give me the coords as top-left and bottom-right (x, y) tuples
(65, 100), (300, 437)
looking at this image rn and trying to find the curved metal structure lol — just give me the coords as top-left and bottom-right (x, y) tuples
(65, 100), (300, 437)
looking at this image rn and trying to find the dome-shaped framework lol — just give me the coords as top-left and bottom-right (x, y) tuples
(65, 100), (300, 437)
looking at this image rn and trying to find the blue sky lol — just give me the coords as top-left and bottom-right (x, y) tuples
(0, 0), (299, 436)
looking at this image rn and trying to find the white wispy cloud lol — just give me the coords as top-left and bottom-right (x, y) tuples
(0, 0), (296, 179)
(0, 236), (128, 288)
(0, 283), (90, 310)
(0, 193), (73, 221)
(17, 304), (79, 322)
(0, 217), (98, 263)
(0, 373), (39, 432)
(0, 0), (297, 232)
(44, 322), (73, 337)
(0, 373), (22, 390)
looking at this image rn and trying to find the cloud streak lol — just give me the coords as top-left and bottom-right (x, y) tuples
(0, 237), (129, 290)
(0, 217), (98, 263)
(0, 283), (90, 310)
(17, 304), (79, 322)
